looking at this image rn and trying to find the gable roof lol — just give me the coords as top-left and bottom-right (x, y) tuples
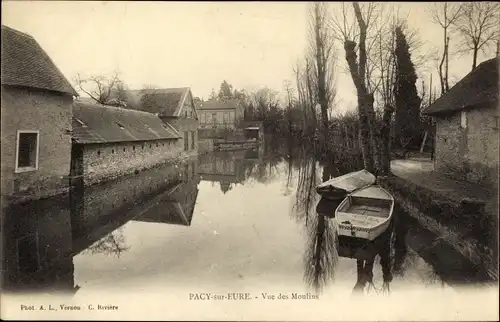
(1, 25), (78, 96)
(196, 99), (240, 111)
(423, 57), (499, 116)
(72, 100), (181, 144)
(124, 87), (197, 118)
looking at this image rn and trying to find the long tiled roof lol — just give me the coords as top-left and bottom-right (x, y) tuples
(125, 87), (191, 117)
(423, 58), (499, 115)
(72, 100), (181, 144)
(196, 99), (240, 110)
(1, 25), (78, 96)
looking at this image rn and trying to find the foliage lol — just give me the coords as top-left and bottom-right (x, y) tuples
(218, 80), (234, 101)
(394, 26), (422, 149)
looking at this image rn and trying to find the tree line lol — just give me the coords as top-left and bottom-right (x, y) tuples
(72, 2), (499, 175)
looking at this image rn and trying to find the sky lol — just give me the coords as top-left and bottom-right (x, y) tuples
(2, 1), (495, 114)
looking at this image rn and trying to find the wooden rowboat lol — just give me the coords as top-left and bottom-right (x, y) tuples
(334, 185), (394, 241)
(315, 169), (376, 200)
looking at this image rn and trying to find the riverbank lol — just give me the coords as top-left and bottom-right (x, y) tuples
(378, 158), (498, 281)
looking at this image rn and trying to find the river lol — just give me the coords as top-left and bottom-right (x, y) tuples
(2, 142), (497, 320)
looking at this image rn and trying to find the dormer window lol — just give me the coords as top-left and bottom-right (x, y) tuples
(115, 122), (125, 129)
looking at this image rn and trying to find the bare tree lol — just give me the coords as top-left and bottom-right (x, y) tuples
(305, 57), (319, 131)
(308, 2), (337, 142)
(454, 2), (500, 70)
(331, 2), (382, 173)
(74, 70), (122, 105)
(284, 80), (296, 135)
(293, 61), (309, 131)
(430, 3), (462, 95)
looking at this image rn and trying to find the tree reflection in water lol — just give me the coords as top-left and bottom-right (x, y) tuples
(293, 152), (410, 296)
(291, 146), (321, 226)
(303, 209), (339, 293)
(81, 228), (130, 258)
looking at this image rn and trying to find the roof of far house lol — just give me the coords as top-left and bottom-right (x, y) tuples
(423, 57), (499, 116)
(1, 25), (78, 96)
(72, 100), (181, 144)
(124, 87), (194, 117)
(196, 99), (240, 111)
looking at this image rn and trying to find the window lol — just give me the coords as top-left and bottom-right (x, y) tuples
(212, 113), (217, 124)
(184, 131), (189, 151)
(224, 112), (229, 124)
(15, 130), (39, 173)
(123, 147), (126, 152)
(494, 116), (499, 130)
(133, 146), (135, 151)
(112, 149), (115, 154)
(460, 111), (467, 128)
(191, 131), (195, 150)
(201, 113), (206, 124)
(97, 150), (101, 156)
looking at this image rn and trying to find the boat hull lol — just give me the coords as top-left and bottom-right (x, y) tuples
(315, 169), (376, 199)
(334, 185), (394, 241)
(337, 220), (391, 241)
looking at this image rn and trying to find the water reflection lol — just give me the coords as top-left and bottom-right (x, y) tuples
(2, 141), (474, 297)
(2, 194), (76, 294)
(2, 157), (200, 293)
(294, 151), (412, 296)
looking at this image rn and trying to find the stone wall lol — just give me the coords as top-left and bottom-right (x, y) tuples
(81, 138), (184, 186)
(434, 112), (466, 174)
(464, 106), (499, 184)
(1, 86), (73, 203)
(434, 105), (498, 186)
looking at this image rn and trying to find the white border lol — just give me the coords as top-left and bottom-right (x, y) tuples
(15, 130), (40, 173)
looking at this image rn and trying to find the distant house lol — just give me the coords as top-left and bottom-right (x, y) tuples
(423, 57), (499, 185)
(71, 100), (182, 186)
(121, 87), (199, 158)
(1, 25), (78, 203)
(196, 99), (244, 130)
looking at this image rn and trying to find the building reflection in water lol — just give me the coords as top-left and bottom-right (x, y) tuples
(197, 145), (264, 193)
(1, 158), (200, 294)
(2, 194), (77, 294)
